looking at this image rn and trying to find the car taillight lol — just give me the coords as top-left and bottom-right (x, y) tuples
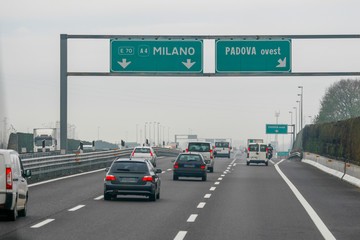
(210, 149), (213, 153)
(150, 151), (153, 156)
(131, 150), (135, 156)
(142, 176), (153, 181)
(200, 163), (206, 169)
(6, 168), (12, 189)
(174, 163), (179, 168)
(266, 148), (268, 152)
(105, 175), (116, 181)
(229, 147), (231, 150)
(186, 149), (188, 152)
(248, 147), (250, 151)
(247, 153), (249, 158)
(210, 156), (213, 159)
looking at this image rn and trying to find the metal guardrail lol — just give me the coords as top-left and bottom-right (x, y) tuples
(22, 147), (181, 183)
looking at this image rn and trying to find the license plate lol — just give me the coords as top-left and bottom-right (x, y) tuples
(184, 164), (195, 168)
(119, 177), (138, 183)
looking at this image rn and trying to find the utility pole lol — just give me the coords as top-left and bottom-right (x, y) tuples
(298, 86), (304, 130)
(275, 111), (280, 148)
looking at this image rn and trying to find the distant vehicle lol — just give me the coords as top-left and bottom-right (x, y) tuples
(33, 128), (58, 152)
(247, 139), (264, 145)
(77, 144), (94, 152)
(104, 158), (161, 201)
(173, 153), (207, 181)
(131, 146), (157, 167)
(186, 142), (214, 172)
(247, 143), (269, 166)
(214, 141), (231, 158)
(0, 150), (31, 221)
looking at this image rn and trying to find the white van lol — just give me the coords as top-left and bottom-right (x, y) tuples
(0, 150), (31, 220)
(246, 143), (268, 166)
(214, 141), (231, 158)
(187, 142), (214, 172)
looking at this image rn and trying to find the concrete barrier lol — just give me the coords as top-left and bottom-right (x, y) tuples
(302, 152), (360, 188)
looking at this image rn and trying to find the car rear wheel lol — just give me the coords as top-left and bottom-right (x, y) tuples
(202, 175), (207, 181)
(265, 162), (268, 166)
(8, 204), (17, 221)
(104, 193), (112, 201)
(209, 167), (214, 173)
(18, 196), (28, 217)
(156, 190), (160, 199)
(149, 192), (157, 202)
(246, 162), (250, 166)
(173, 174), (178, 180)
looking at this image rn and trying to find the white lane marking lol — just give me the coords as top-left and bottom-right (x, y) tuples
(167, 169), (172, 171)
(162, 171), (166, 174)
(94, 195), (104, 200)
(270, 160), (275, 165)
(214, 182), (220, 185)
(204, 194), (211, 198)
(221, 174), (225, 177)
(234, 163), (237, 166)
(187, 214), (198, 222)
(197, 202), (206, 208)
(223, 171), (228, 174)
(174, 231), (187, 240)
(29, 168), (106, 187)
(31, 219), (55, 228)
(68, 205), (85, 212)
(210, 187), (216, 191)
(275, 161), (336, 240)
(217, 177), (223, 181)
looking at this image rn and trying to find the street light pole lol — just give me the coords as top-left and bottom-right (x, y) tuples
(298, 86), (304, 130)
(289, 111), (293, 148)
(293, 106), (297, 135)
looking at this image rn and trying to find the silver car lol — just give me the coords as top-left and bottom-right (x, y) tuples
(131, 147), (157, 167)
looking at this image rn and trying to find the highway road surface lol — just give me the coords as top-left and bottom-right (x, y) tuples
(1, 151), (360, 240)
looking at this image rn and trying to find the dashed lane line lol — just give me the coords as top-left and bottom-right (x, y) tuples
(210, 187), (216, 191)
(218, 177), (223, 181)
(197, 202), (206, 208)
(31, 219), (55, 229)
(204, 194), (212, 199)
(94, 195), (104, 200)
(174, 231), (187, 240)
(187, 214), (198, 223)
(214, 182), (220, 185)
(68, 205), (85, 212)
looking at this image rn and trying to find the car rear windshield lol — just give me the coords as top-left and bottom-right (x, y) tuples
(215, 142), (229, 148)
(177, 154), (202, 163)
(260, 145), (267, 152)
(248, 144), (259, 152)
(188, 143), (210, 152)
(134, 148), (151, 153)
(111, 162), (149, 173)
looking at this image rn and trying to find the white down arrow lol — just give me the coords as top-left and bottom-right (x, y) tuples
(118, 59), (131, 69)
(182, 59), (196, 69)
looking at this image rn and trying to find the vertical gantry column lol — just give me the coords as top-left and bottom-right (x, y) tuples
(60, 34), (68, 153)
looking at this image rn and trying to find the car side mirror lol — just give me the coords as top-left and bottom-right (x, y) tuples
(155, 169), (162, 174)
(171, 159), (175, 163)
(24, 169), (32, 178)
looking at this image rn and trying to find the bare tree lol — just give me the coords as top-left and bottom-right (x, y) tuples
(315, 79), (360, 123)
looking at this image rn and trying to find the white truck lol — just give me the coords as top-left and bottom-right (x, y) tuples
(246, 139), (268, 166)
(33, 128), (58, 152)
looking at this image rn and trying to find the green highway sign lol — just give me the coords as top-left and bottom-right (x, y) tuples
(266, 124), (288, 134)
(110, 40), (203, 73)
(277, 151), (290, 156)
(216, 40), (291, 72)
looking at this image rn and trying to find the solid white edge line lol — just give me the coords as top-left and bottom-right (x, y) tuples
(31, 219), (55, 228)
(210, 187), (216, 191)
(187, 214), (198, 222)
(275, 161), (336, 240)
(29, 168), (106, 188)
(204, 194), (211, 198)
(174, 231), (187, 240)
(94, 195), (104, 200)
(270, 160), (275, 165)
(197, 202), (206, 208)
(68, 205), (85, 212)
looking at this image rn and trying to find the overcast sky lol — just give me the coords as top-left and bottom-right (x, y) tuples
(1, 0), (360, 149)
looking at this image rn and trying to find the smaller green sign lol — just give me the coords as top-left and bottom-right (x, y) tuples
(277, 151), (290, 156)
(266, 124), (288, 134)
